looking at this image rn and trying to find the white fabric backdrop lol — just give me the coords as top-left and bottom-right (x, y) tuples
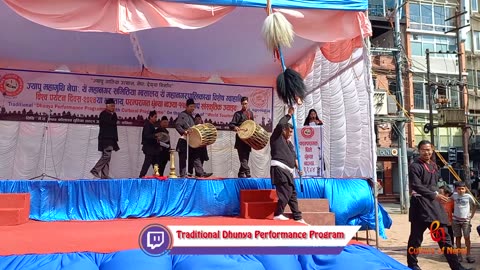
(0, 47), (375, 180)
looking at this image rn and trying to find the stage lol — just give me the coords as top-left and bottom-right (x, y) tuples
(0, 177), (391, 235)
(0, 177), (408, 269)
(0, 216), (408, 270)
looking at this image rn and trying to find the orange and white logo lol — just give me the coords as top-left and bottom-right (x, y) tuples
(301, 127), (315, 139)
(250, 90), (268, 108)
(0, 74), (24, 97)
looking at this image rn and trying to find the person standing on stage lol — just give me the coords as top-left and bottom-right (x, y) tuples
(175, 99), (212, 178)
(91, 98), (119, 179)
(406, 140), (473, 270)
(156, 116), (171, 176)
(229, 96), (254, 178)
(303, 109), (323, 126)
(270, 106), (306, 224)
(139, 111), (162, 178)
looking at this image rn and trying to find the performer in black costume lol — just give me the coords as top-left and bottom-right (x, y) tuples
(407, 140), (474, 270)
(139, 111), (162, 178)
(91, 98), (119, 179)
(175, 99), (212, 178)
(229, 96), (254, 178)
(156, 116), (171, 176)
(270, 106), (306, 224)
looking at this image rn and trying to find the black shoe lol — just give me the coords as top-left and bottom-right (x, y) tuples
(197, 173), (213, 177)
(409, 266), (422, 270)
(90, 170), (100, 178)
(466, 256), (476, 264)
(238, 174), (246, 178)
(245, 175), (252, 178)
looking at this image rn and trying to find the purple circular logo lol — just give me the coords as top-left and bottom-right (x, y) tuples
(139, 224), (173, 256)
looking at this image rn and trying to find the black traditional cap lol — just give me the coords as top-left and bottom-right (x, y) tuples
(161, 116), (168, 121)
(195, 114), (201, 118)
(105, 98), (115, 104)
(149, 110), (157, 118)
(186, 98), (195, 106)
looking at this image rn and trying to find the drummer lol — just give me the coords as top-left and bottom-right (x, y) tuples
(229, 96), (254, 178)
(175, 98), (212, 178)
(139, 110), (162, 178)
(156, 116), (171, 176)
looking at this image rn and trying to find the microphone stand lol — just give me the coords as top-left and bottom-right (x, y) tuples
(30, 109), (59, 180)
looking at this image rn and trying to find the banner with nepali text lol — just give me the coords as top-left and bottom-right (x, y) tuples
(297, 126), (324, 177)
(0, 69), (274, 131)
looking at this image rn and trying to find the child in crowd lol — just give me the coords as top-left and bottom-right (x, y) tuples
(438, 186), (454, 245)
(451, 181), (477, 264)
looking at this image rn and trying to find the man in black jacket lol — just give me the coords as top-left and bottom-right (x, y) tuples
(229, 96), (254, 178)
(91, 98), (119, 179)
(407, 140), (474, 270)
(175, 99), (212, 178)
(270, 106), (306, 224)
(139, 111), (162, 178)
(156, 116), (171, 176)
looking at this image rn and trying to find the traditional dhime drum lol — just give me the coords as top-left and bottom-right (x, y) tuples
(237, 120), (269, 150)
(188, 123), (217, 148)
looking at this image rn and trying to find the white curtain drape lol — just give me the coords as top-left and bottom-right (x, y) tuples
(0, 47), (374, 180)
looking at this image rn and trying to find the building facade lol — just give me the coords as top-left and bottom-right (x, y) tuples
(369, 0), (408, 202)
(464, 0), (480, 171)
(368, 0), (480, 201)
(406, 0), (480, 180)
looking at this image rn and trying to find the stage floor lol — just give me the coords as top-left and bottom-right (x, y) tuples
(0, 216), (303, 256)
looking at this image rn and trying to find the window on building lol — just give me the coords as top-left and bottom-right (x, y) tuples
(369, 0), (405, 18)
(409, 2), (455, 32)
(410, 34), (457, 56)
(473, 0), (478, 12)
(476, 71), (480, 88)
(466, 31), (473, 52)
(447, 83), (460, 107)
(474, 31), (480, 51)
(368, 0), (384, 17)
(412, 74), (460, 110)
(413, 82), (426, 110)
(467, 69), (475, 89)
(410, 3), (421, 29)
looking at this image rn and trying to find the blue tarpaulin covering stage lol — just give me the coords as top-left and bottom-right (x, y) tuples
(0, 177), (392, 238)
(0, 244), (409, 270)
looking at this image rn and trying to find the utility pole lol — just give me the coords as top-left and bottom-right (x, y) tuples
(394, 0), (409, 213)
(446, 6), (470, 182)
(426, 49), (435, 146)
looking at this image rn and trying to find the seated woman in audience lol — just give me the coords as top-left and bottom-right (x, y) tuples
(303, 109), (323, 126)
